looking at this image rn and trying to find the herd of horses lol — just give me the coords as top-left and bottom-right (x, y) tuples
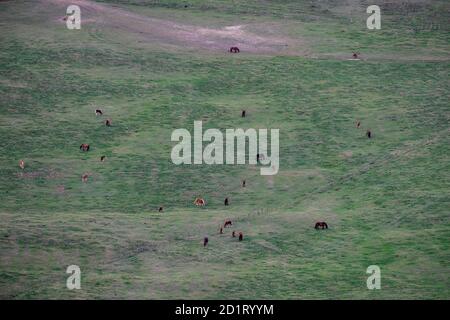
(15, 49), (373, 247)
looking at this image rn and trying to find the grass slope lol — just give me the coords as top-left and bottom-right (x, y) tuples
(0, 0), (449, 299)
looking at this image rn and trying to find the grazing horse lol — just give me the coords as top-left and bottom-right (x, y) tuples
(80, 144), (90, 151)
(158, 206), (163, 212)
(194, 198), (206, 206)
(100, 156), (106, 162)
(19, 160), (25, 170)
(105, 119), (112, 126)
(95, 109), (103, 116)
(224, 197), (229, 206)
(232, 231), (236, 238)
(238, 232), (243, 241)
(81, 174), (89, 182)
(229, 46), (240, 53)
(203, 237), (209, 247)
(224, 219), (232, 228)
(315, 221), (328, 229)
(241, 110), (246, 118)
(366, 129), (372, 139)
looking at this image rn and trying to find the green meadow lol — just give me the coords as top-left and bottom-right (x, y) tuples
(0, 0), (449, 299)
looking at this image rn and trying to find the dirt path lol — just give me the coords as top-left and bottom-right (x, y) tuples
(44, 0), (305, 55)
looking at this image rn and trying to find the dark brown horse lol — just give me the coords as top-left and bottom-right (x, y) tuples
(224, 219), (232, 228)
(230, 46), (240, 53)
(315, 222), (328, 229)
(238, 232), (243, 241)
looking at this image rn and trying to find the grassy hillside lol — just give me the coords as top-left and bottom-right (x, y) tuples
(0, 0), (449, 299)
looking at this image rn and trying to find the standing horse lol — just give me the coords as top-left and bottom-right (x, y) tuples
(315, 222), (328, 229)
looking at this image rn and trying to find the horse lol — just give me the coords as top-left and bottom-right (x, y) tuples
(19, 160), (25, 170)
(238, 232), (243, 241)
(315, 222), (328, 229)
(224, 197), (229, 206)
(203, 237), (209, 247)
(194, 198), (206, 206)
(80, 144), (90, 151)
(95, 109), (103, 116)
(224, 219), (232, 228)
(229, 46), (240, 53)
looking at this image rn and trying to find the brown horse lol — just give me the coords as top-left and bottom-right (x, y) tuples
(158, 206), (163, 212)
(224, 219), (232, 228)
(315, 222), (328, 229)
(203, 237), (209, 247)
(81, 174), (89, 183)
(366, 129), (372, 139)
(238, 232), (243, 241)
(230, 46), (240, 53)
(194, 198), (206, 206)
(224, 197), (229, 206)
(95, 109), (103, 116)
(19, 160), (25, 170)
(105, 119), (112, 126)
(80, 144), (90, 151)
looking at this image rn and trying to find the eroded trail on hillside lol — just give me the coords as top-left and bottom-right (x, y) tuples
(44, 0), (305, 55)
